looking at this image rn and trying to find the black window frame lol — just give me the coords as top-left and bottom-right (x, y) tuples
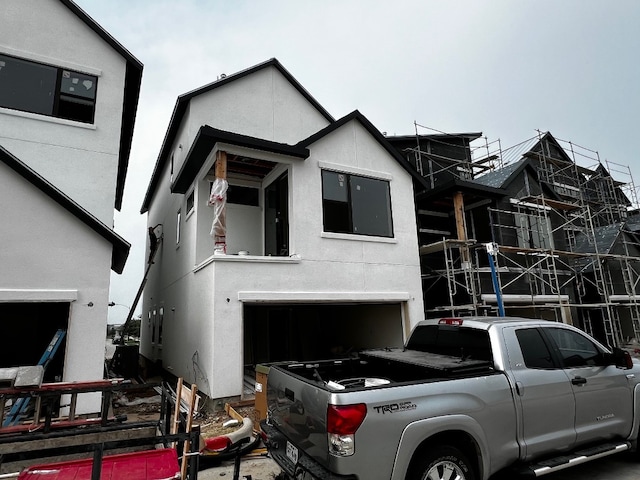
(321, 169), (394, 238)
(186, 190), (195, 216)
(0, 53), (98, 124)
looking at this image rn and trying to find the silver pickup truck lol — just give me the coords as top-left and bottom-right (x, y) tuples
(260, 317), (640, 480)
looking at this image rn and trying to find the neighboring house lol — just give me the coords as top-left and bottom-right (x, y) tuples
(0, 0), (142, 413)
(389, 129), (640, 348)
(140, 59), (426, 401)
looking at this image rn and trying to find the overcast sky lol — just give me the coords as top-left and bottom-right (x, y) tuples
(72, 0), (640, 323)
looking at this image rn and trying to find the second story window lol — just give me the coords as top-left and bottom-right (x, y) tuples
(186, 190), (195, 216)
(0, 53), (97, 124)
(322, 170), (393, 238)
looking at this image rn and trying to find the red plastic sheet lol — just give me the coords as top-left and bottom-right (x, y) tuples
(18, 448), (180, 480)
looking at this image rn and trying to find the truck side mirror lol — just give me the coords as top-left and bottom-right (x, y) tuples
(609, 347), (634, 369)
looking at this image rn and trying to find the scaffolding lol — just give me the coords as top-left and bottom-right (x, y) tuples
(410, 122), (498, 186)
(415, 128), (640, 347)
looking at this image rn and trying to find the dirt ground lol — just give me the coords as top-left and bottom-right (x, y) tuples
(111, 386), (284, 479)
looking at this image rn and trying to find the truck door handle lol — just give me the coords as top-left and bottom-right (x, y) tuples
(571, 376), (587, 385)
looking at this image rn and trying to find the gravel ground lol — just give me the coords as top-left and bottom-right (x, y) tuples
(197, 455), (282, 480)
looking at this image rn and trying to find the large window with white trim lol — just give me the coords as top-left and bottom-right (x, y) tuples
(322, 170), (393, 238)
(0, 53), (97, 123)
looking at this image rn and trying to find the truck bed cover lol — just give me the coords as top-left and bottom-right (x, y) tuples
(361, 348), (493, 374)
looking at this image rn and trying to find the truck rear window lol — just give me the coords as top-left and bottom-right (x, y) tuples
(406, 325), (492, 361)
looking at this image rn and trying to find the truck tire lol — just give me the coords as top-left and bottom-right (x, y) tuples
(408, 446), (476, 480)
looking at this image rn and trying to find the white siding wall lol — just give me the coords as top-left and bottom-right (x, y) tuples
(0, 0), (127, 225)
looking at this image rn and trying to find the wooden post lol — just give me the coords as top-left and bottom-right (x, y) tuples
(215, 150), (227, 178)
(170, 377), (183, 448)
(453, 191), (467, 241)
(180, 383), (198, 480)
(453, 191), (470, 264)
(214, 150), (227, 253)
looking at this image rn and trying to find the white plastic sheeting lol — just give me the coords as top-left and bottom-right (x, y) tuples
(208, 178), (228, 253)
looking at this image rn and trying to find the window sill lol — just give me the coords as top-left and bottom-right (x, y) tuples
(321, 232), (397, 244)
(0, 107), (96, 130)
(194, 253), (301, 273)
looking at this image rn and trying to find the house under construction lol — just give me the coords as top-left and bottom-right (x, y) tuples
(387, 127), (640, 348)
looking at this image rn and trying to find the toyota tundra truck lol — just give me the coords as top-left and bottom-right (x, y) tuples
(260, 317), (640, 479)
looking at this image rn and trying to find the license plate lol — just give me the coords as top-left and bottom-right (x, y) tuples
(286, 441), (299, 464)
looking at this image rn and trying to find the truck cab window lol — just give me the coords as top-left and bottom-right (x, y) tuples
(516, 328), (555, 369)
(546, 328), (603, 368)
(407, 325), (491, 360)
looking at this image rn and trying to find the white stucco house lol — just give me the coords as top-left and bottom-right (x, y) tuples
(140, 59), (426, 402)
(0, 0), (142, 412)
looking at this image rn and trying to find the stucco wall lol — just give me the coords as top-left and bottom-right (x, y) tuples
(0, 161), (112, 413)
(142, 67), (424, 399)
(144, 120), (424, 398)
(0, 0), (127, 224)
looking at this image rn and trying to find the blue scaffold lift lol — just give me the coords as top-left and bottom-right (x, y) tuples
(2, 329), (66, 427)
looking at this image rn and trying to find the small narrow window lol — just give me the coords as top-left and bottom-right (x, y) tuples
(186, 190), (195, 215)
(170, 154), (174, 183)
(176, 209), (181, 245)
(151, 309), (157, 344)
(158, 307), (164, 345)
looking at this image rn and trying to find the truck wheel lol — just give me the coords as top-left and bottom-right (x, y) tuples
(408, 446), (476, 480)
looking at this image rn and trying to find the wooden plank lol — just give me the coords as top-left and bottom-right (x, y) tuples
(453, 191), (467, 241)
(453, 191), (470, 263)
(0, 426), (157, 455)
(180, 383), (197, 480)
(180, 384), (201, 414)
(169, 377), (182, 450)
(224, 403), (244, 423)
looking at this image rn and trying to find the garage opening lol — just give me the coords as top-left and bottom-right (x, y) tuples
(0, 302), (69, 382)
(243, 303), (404, 388)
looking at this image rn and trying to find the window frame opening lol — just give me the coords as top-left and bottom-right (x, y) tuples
(0, 53), (98, 124)
(321, 169), (394, 238)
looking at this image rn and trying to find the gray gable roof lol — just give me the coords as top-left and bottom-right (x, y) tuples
(60, 0), (143, 211)
(625, 214), (640, 233)
(573, 223), (622, 256)
(0, 144), (130, 273)
(473, 158), (528, 188)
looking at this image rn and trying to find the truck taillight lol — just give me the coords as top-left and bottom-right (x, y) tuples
(439, 317), (463, 326)
(327, 404), (367, 435)
(624, 350), (634, 369)
(327, 404), (366, 457)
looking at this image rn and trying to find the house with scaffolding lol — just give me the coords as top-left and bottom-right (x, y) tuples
(389, 128), (640, 348)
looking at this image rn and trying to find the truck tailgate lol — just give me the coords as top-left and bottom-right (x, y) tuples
(266, 366), (332, 468)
